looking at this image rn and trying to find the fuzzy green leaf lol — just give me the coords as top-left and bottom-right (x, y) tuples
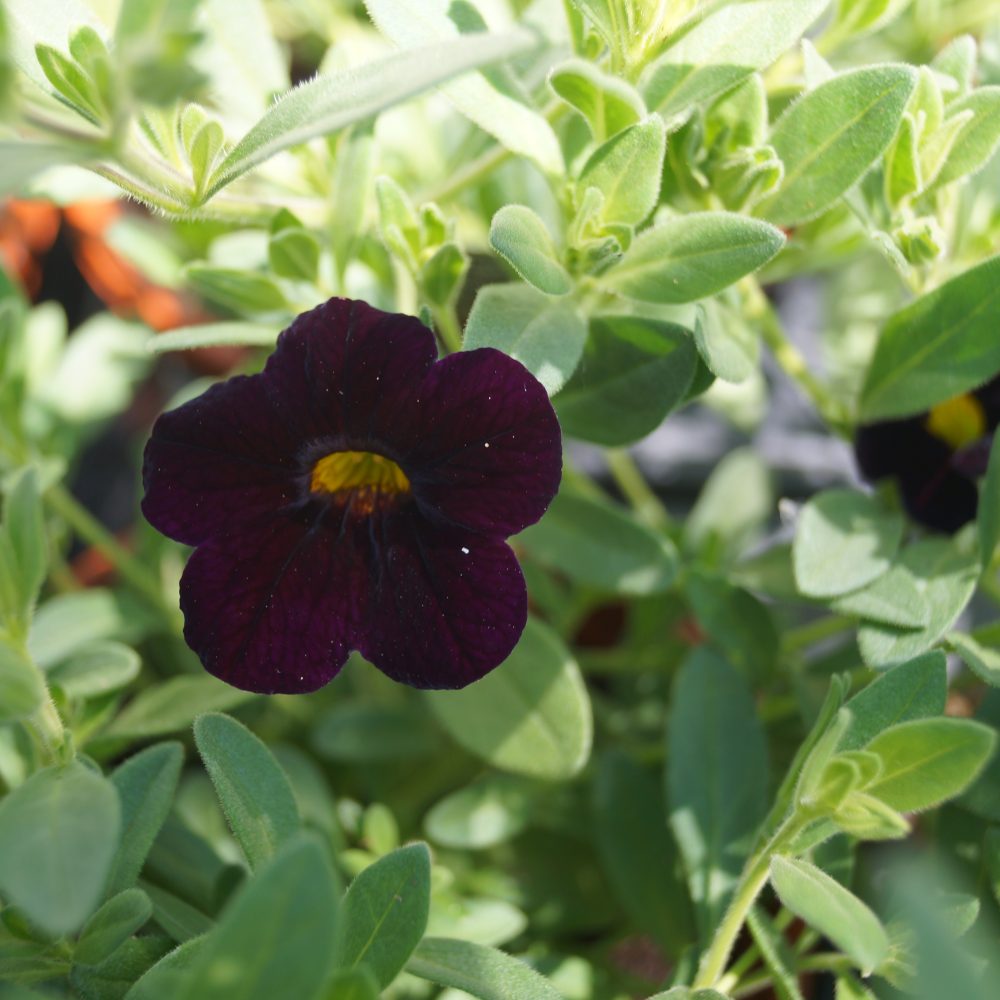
(489, 205), (571, 295)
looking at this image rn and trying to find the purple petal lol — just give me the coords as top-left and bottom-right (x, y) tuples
(179, 510), (366, 694)
(262, 298), (438, 446)
(402, 348), (562, 537)
(142, 376), (300, 547)
(358, 511), (527, 689)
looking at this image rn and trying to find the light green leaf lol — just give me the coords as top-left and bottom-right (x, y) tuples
(182, 264), (288, 314)
(105, 675), (255, 739)
(593, 751), (694, 953)
(427, 617), (592, 780)
(602, 213), (784, 304)
(761, 65), (916, 226)
(793, 489), (903, 598)
(464, 284), (587, 395)
(948, 633), (1000, 686)
(931, 87), (1000, 189)
(866, 718), (997, 811)
(337, 843), (431, 987)
(205, 28), (543, 196)
(48, 640), (140, 700)
(829, 564), (929, 629)
(0, 761), (121, 936)
(425, 775), (534, 849)
(857, 540), (978, 667)
(668, 649), (768, 938)
(126, 937), (208, 1000)
(548, 58), (644, 140)
(365, 1), (562, 175)
(1, 467), (46, 627)
(193, 713), (300, 871)
(860, 254), (1000, 420)
(770, 856), (889, 974)
(406, 937), (564, 1000)
(175, 835), (338, 1000)
(0, 639), (43, 724)
(489, 205), (571, 296)
(324, 968), (379, 1000)
(747, 906), (805, 1000)
(692, 300), (759, 383)
(556, 315), (699, 444)
(579, 116), (666, 226)
(107, 742), (184, 895)
(641, 0), (829, 117)
(520, 490), (678, 595)
(150, 322), (278, 353)
(268, 229), (320, 282)
(0, 140), (91, 197)
(840, 651), (946, 751)
(75, 889), (153, 967)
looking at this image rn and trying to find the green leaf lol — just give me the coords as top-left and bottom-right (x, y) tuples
(602, 213), (784, 304)
(980, 429), (1000, 568)
(425, 774), (534, 849)
(150, 322), (278, 353)
(268, 229), (320, 282)
(105, 675), (255, 739)
(312, 704), (439, 762)
(948, 633), (1000, 686)
(770, 856), (889, 974)
(668, 649), (768, 938)
(489, 205), (571, 295)
(182, 264), (288, 314)
(520, 490), (678, 595)
(0, 761), (121, 936)
(324, 968), (379, 1000)
(207, 27), (544, 196)
(142, 882), (213, 942)
(48, 640), (140, 700)
(548, 58), (644, 140)
(427, 616), (592, 780)
(74, 889), (153, 967)
(840, 651), (946, 751)
(828, 564), (929, 629)
(175, 835), (338, 1000)
(641, 0), (829, 117)
(579, 116), (666, 226)
(463, 284), (587, 395)
(556, 315), (699, 445)
(593, 752), (694, 953)
(406, 937), (564, 1000)
(865, 718), (997, 811)
(1, 467), (46, 627)
(421, 242), (468, 307)
(746, 906), (805, 1000)
(761, 65), (917, 226)
(857, 540), (978, 667)
(107, 742), (184, 895)
(337, 843), (431, 987)
(365, 1), (562, 176)
(0, 140), (91, 197)
(125, 937), (207, 1000)
(0, 639), (43, 724)
(931, 87), (1000, 189)
(692, 300), (759, 383)
(193, 712), (300, 871)
(793, 489), (903, 598)
(70, 935), (172, 1000)
(859, 254), (1000, 420)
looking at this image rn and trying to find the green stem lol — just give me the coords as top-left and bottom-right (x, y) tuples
(44, 483), (178, 626)
(692, 812), (809, 989)
(432, 304), (463, 354)
(742, 279), (849, 436)
(31, 687), (71, 764)
(732, 952), (853, 998)
(605, 449), (673, 532)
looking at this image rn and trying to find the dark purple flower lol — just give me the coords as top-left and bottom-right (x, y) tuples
(142, 298), (562, 693)
(855, 376), (1000, 533)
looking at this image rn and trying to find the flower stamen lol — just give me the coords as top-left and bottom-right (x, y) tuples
(310, 450), (411, 513)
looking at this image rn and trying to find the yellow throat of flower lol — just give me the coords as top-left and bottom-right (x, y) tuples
(310, 450), (411, 512)
(925, 394), (987, 450)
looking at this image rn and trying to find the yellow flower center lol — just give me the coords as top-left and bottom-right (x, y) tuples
(310, 450), (411, 513)
(925, 394), (987, 450)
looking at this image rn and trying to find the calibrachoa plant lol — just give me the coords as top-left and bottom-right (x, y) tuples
(2, 1), (1000, 999)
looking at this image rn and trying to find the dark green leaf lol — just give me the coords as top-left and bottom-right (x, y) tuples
(860, 254), (1000, 420)
(74, 889), (153, 967)
(193, 712), (300, 871)
(337, 843), (431, 987)
(668, 649), (768, 938)
(556, 315), (698, 445)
